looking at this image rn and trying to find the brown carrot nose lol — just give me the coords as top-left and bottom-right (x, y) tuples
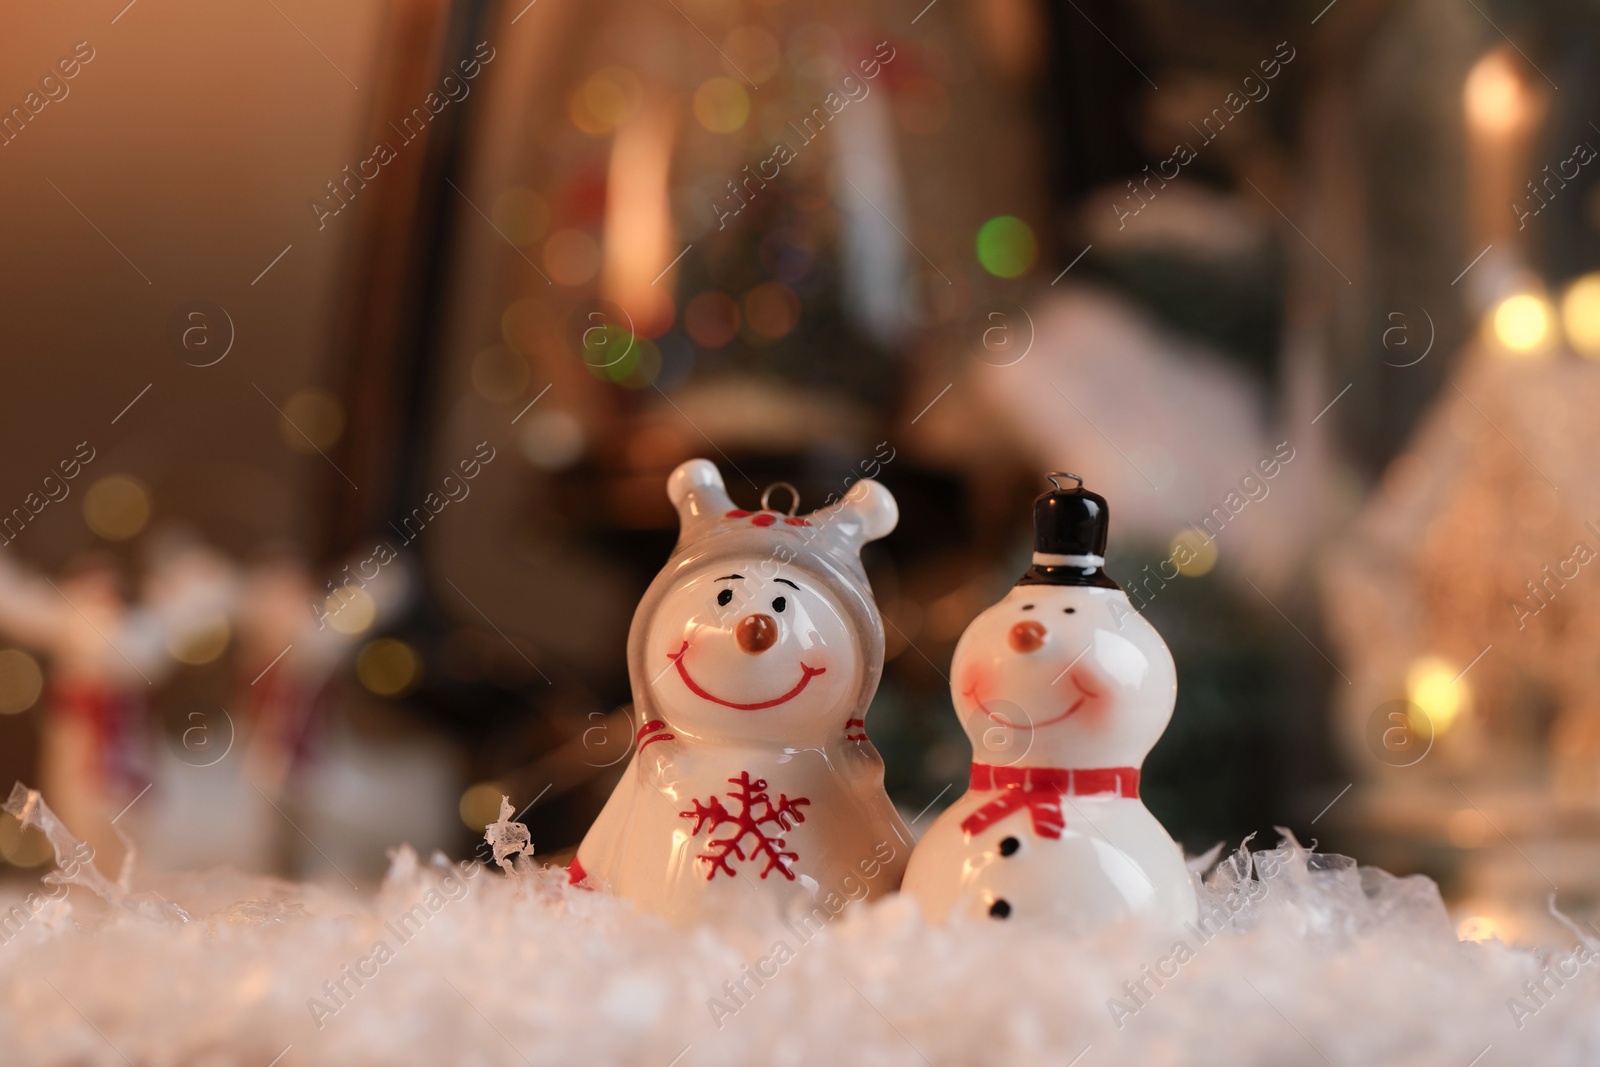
(1009, 620), (1046, 652)
(736, 613), (778, 654)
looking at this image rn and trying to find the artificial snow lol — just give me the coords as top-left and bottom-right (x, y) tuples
(1, 784), (1596, 1066)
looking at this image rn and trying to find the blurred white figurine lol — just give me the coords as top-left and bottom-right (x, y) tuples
(903, 475), (1196, 932)
(0, 551), (165, 864)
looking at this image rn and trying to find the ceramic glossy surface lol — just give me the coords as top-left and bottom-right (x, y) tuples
(574, 459), (911, 925)
(902, 580), (1198, 931)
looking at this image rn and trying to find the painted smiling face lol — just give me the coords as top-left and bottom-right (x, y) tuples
(627, 459), (898, 749)
(951, 583), (1176, 768)
(646, 562), (860, 744)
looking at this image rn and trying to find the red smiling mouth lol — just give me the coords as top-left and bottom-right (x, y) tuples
(964, 672), (1099, 730)
(667, 640), (826, 710)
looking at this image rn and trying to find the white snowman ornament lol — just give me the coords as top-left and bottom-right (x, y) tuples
(572, 459), (912, 925)
(903, 474), (1197, 932)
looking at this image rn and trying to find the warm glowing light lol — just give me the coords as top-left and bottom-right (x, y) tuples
(471, 346), (530, 403)
(324, 587), (376, 636)
(1560, 273), (1600, 357)
(568, 67), (641, 134)
(518, 410), (585, 471)
(1169, 530), (1218, 578)
(693, 77), (750, 133)
(0, 650), (43, 715)
(1488, 293), (1552, 354)
(603, 101), (678, 313)
(357, 638), (421, 697)
(0, 814), (51, 868)
(168, 616), (231, 666)
(1464, 50), (1527, 135)
(1406, 657), (1467, 733)
(459, 782), (506, 831)
(1456, 914), (1507, 943)
(976, 216), (1038, 278)
(280, 388), (344, 452)
(1446, 808), (1492, 848)
(83, 475), (150, 541)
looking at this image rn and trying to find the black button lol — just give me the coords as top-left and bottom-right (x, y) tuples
(989, 899), (1011, 919)
(999, 836), (1020, 856)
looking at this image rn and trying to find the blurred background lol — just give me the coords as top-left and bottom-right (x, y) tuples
(1, 0), (1597, 945)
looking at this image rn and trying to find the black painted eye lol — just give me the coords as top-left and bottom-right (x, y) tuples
(1021, 604), (1034, 611)
(989, 899), (1012, 919)
(772, 596), (786, 613)
(1064, 607), (1076, 614)
(717, 589), (733, 607)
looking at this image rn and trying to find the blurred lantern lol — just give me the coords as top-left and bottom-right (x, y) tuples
(0, 649), (43, 715)
(1486, 291), (1553, 355)
(279, 388), (345, 452)
(83, 474), (151, 541)
(976, 216), (1038, 278)
(1464, 49), (1528, 136)
(1560, 273), (1600, 357)
(693, 77), (750, 133)
(1406, 656), (1468, 733)
(357, 637), (421, 697)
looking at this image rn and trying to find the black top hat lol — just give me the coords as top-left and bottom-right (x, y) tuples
(1017, 473), (1120, 589)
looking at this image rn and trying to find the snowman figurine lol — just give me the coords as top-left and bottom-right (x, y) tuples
(572, 459), (912, 925)
(902, 474), (1196, 932)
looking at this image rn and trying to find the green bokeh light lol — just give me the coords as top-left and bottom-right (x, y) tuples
(975, 216), (1038, 278)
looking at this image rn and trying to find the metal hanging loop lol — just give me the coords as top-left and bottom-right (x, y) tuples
(1046, 472), (1085, 491)
(760, 481), (801, 516)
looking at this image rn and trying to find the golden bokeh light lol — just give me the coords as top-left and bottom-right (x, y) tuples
(356, 637), (421, 697)
(743, 282), (800, 340)
(693, 77), (750, 133)
(458, 781), (506, 831)
(1464, 50), (1527, 136)
(0, 813), (53, 868)
(83, 474), (151, 541)
(324, 586), (377, 636)
(168, 615), (232, 666)
(0, 649), (43, 715)
(1406, 656), (1468, 733)
(1560, 272), (1600, 357)
(1487, 292), (1552, 354)
(1170, 530), (1219, 578)
(280, 388), (345, 452)
(568, 67), (641, 134)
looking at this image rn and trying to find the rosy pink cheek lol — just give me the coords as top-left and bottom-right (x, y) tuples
(1062, 667), (1112, 728)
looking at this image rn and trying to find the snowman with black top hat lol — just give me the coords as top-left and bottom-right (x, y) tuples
(902, 474), (1197, 932)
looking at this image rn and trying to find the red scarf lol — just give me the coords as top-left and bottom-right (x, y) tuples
(959, 761), (1139, 840)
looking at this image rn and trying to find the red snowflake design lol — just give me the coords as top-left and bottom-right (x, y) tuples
(680, 772), (811, 881)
